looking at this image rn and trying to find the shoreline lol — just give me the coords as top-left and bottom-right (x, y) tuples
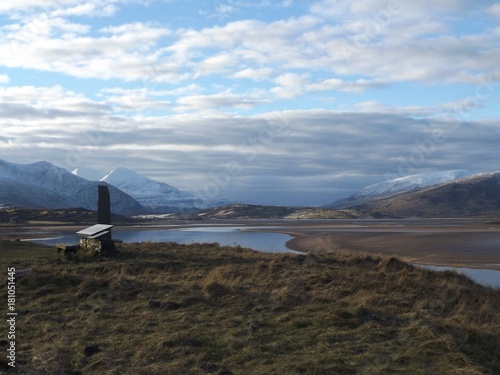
(2, 218), (500, 271)
(285, 234), (500, 271)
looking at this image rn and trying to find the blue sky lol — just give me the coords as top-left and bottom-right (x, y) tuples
(1, 0), (499, 205)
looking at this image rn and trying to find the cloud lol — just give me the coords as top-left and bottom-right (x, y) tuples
(271, 75), (387, 98)
(0, 1), (499, 205)
(488, 3), (500, 18)
(231, 67), (274, 81)
(0, 1), (498, 91)
(174, 91), (266, 112)
(99, 88), (171, 111)
(0, 0), (149, 17)
(0, 21), (172, 81)
(1, 83), (499, 204)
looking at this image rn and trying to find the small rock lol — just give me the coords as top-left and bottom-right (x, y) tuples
(161, 302), (182, 311)
(83, 345), (101, 357)
(148, 300), (161, 308)
(249, 321), (264, 331)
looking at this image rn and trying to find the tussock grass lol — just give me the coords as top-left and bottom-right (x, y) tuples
(0, 240), (55, 266)
(1, 242), (499, 374)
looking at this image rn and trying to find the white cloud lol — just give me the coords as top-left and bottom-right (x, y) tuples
(99, 88), (171, 111)
(488, 3), (500, 18)
(174, 91), (265, 112)
(231, 68), (274, 80)
(0, 21), (172, 81)
(0, 0), (149, 17)
(195, 53), (240, 77)
(0, 1), (497, 90)
(1, 83), (499, 203)
(271, 73), (309, 98)
(308, 78), (387, 93)
(0, 85), (108, 117)
(0, 0), (498, 205)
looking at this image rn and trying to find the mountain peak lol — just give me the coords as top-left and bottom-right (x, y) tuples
(99, 167), (230, 212)
(101, 167), (154, 184)
(329, 170), (474, 208)
(350, 171), (500, 217)
(0, 159), (145, 214)
(72, 167), (107, 181)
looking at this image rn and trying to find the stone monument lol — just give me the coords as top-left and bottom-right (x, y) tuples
(76, 185), (115, 254)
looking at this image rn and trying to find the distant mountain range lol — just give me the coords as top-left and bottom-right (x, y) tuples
(79, 167), (230, 212)
(0, 159), (144, 215)
(2, 159), (500, 218)
(346, 172), (500, 217)
(0, 159), (229, 215)
(327, 170), (473, 208)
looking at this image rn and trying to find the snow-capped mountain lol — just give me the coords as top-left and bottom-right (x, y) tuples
(72, 167), (107, 181)
(348, 172), (500, 217)
(99, 167), (229, 212)
(0, 159), (145, 214)
(328, 170), (473, 208)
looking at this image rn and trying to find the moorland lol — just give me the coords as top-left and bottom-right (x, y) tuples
(1, 238), (499, 374)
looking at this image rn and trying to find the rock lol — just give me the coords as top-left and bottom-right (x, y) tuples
(161, 302), (182, 311)
(148, 300), (161, 308)
(249, 321), (264, 331)
(83, 345), (101, 357)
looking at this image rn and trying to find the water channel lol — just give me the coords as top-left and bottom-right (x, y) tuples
(28, 226), (298, 254)
(26, 226), (500, 288)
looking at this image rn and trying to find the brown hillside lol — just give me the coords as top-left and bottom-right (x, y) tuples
(353, 173), (500, 217)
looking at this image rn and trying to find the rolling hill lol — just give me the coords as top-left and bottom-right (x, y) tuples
(350, 172), (500, 217)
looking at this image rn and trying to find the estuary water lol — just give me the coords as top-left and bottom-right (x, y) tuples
(26, 226), (499, 288)
(415, 264), (500, 289)
(28, 226), (298, 254)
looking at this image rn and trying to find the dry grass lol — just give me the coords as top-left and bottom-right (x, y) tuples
(1, 242), (499, 374)
(0, 240), (55, 267)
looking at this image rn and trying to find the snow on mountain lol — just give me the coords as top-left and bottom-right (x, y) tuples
(349, 171), (500, 217)
(71, 167), (107, 181)
(328, 170), (473, 208)
(100, 167), (229, 212)
(0, 159), (145, 214)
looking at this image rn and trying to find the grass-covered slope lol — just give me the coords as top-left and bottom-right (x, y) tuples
(1, 242), (499, 374)
(0, 240), (55, 267)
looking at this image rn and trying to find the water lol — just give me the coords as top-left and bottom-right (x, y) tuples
(27, 227), (298, 254)
(415, 264), (500, 289)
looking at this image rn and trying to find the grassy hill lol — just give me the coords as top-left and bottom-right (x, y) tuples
(1, 242), (499, 374)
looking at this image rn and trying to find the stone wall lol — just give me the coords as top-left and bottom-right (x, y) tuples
(79, 238), (116, 255)
(80, 238), (102, 253)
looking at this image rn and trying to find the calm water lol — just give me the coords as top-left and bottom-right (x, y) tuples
(415, 264), (500, 289)
(28, 227), (298, 254)
(26, 227), (500, 288)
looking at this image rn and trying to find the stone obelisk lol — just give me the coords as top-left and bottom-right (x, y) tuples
(97, 186), (112, 240)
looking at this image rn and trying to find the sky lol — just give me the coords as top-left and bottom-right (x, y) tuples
(0, 0), (499, 206)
